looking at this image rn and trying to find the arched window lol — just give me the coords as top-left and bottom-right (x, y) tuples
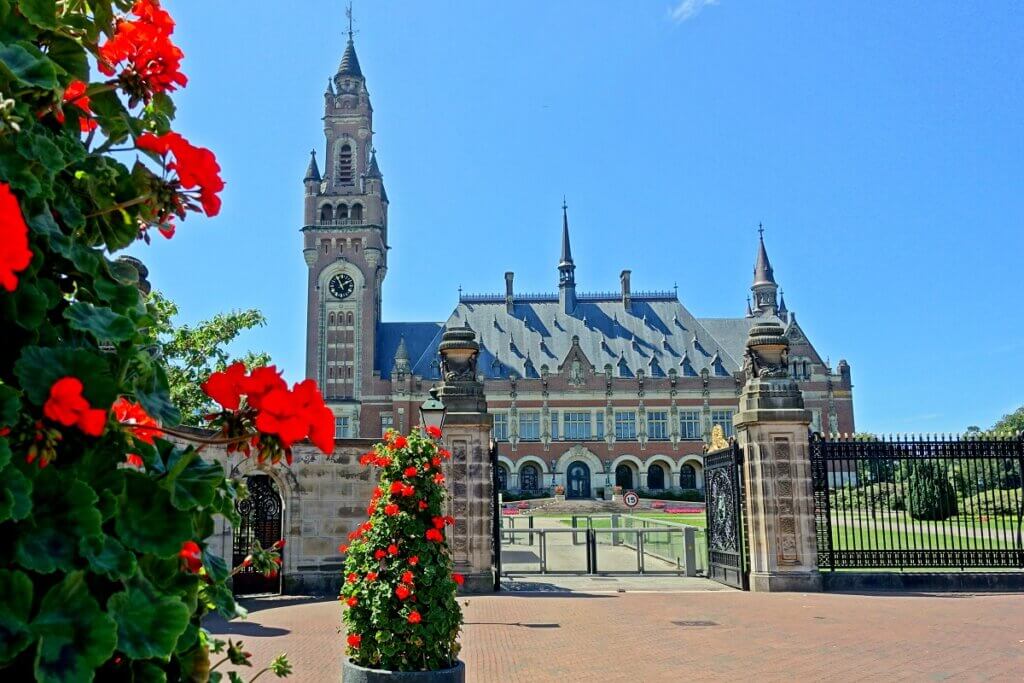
(320, 205), (333, 222)
(346, 312), (353, 325)
(337, 143), (354, 184)
(647, 463), (665, 490)
(328, 312), (335, 325)
(615, 464), (633, 490)
(346, 367), (353, 379)
(520, 464), (539, 492)
(336, 204), (349, 219)
(680, 464), (696, 489)
(350, 203), (363, 220)
(496, 465), (508, 492)
(328, 367), (334, 379)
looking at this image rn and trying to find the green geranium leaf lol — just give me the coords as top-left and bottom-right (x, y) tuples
(135, 364), (181, 426)
(32, 571), (117, 683)
(95, 274), (140, 309)
(17, 0), (57, 29)
(108, 573), (190, 660)
(132, 661), (169, 683)
(15, 472), (101, 573)
(89, 89), (134, 145)
(14, 346), (116, 407)
(0, 569), (33, 664)
(0, 464), (32, 522)
(0, 40), (58, 89)
(0, 384), (20, 426)
(107, 257), (140, 285)
(47, 35), (89, 81)
(116, 472), (193, 557)
(65, 301), (135, 342)
(0, 437), (10, 471)
(202, 549), (230, 584)
(80, 534), (137, 581)
(13, 281), (49, 330)
(165, 447), (224, 510)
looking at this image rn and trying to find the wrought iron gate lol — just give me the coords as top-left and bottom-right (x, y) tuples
(705, 440), (749, 589)
(233, 475), (283, 595)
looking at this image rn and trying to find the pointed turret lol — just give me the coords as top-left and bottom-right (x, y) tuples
(392, 335), (410, 377)
(365, 149), (382, 178)
(558, 199), (577, 314)
(337, 36), (363, 78)
(778, 290), (789, 321)
(304, 149), (321, 182)
(750, 224), (780, 317)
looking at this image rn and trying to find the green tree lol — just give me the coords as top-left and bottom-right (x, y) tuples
(908, 461), (958, 521)
(992, 406), (1024, 434)
(145, 291), (270, 425)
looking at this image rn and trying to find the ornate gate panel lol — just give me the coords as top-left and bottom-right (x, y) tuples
(233, 475), (283, 595)
(705, 439), (748, 590)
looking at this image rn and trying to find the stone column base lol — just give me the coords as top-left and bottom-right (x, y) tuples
(749, 570), (823, 593)
(456, 570), (495, 594)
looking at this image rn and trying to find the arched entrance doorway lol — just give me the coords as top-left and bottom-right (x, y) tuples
(647, 463), (666, 490)
(615, 464), (633, 489)
(233, 475), (283, 595)
(566, 461), (591, 499)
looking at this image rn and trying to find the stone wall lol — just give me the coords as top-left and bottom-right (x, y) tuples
(205, 438), (379, 596)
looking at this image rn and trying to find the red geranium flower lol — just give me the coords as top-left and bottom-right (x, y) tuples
(388, 544), (399, 556)
(179, 540), (202, 573)
(98, 0), (187, 103)
(0, 184), (32, 293)
(408, 556), (419, 566)
(346, 596), (358, 608)
(56, 80), (97, 133)
(126, 453), (144, 468)
(137, 130), (224, 223)
(374, 549), (386, 560)
(201, 362), (247, 410)
(113, 397), (162, 444)
(384, 503), (399, 516)
(339, 544), (349, 553)
(347, 634), (361, 648)
(365, 572), (378, 581)
(432, 516), (446, 530)
(433, 472), (445, 484)
(444, 515), (455, 527)
(389, 435), (408, 450)
(43, 377), (108, 437)
(241, 365), (287, 409)
(403, 466), (418, 478)
(425, 425), (442, 439)
(425, 528), (443, 543)
(401, 484), (415, 497)
(418, 500), (428, 511)
(407, 611), (422, 624)
(438, 448), (452, 459)
(346, 573), (358, 584)
(390, 481), (403, 495)
(431, 457), (442, 468)
(401, 571), (414, 584)
(395, 585), (411, 600)
(452, 573), (465, 586)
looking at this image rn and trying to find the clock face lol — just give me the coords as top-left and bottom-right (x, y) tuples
(329, 274), (355, 299)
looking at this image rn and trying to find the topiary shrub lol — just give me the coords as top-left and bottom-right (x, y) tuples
(340, 427), (464, 672)
(908, 461), (958, 521)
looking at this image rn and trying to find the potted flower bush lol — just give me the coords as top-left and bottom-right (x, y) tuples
(340, 427), (465, 682)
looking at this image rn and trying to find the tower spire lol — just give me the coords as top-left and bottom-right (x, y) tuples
(304, 149), (320, 182)
(337, 3), (363, 78)
(750, 224), (780, 316)
(558, 198), (577, 314)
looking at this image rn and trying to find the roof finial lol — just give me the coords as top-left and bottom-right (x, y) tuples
(346, 1), (354, 40)
(758, 222), (765, 239)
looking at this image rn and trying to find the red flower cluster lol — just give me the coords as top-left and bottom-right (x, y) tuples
(56, 80), (97, 133)
(359, 450), (392, 467)
(425, 425), (443, 439)
(347, 634), (361, 648)
(43, 377), (107, 437)
(395, 584), (411, 600)
(113, 397), (161, 468)
(425, 528), (444, 543)
(201, 363), (335, 456)
(179, 540), (202, 573)
(387, 434), (408, 450)
(0, 183), (32, 293)
(452, 573), (465, 586)
(137, 131), (225, 235)
(407, 611), (422, 624)
(98, 0), (187, 103)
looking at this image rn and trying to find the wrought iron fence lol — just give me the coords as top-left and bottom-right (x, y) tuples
(811, 433), (1024, 570)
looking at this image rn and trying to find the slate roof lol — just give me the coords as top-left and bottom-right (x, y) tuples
(376, 322), (443, 380)
(338, 38), (363, 78)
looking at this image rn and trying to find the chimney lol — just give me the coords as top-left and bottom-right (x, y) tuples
(505, 271), (514, 313)
(620, 270), (632, 312)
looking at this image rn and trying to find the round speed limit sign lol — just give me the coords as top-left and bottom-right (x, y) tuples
(623, 490), (639, 508)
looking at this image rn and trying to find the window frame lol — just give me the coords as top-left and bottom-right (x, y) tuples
(614, 411), (637, 440)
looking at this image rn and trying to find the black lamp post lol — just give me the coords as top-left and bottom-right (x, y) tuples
(419, 386), (446, 433)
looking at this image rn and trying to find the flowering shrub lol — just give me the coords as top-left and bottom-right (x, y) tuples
(0, 2), (326, 680)
(341, 428), (464, 671)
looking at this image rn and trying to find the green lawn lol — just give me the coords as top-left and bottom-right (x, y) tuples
(829, 518), (1019, 551)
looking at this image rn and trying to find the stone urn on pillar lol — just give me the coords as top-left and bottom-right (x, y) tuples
(437, 324), (495, 593)
(734, 320), (822, 592)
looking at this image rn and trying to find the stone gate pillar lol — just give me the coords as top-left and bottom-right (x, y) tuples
(437, 325), (495, 593)
(734, 320), (822, 592)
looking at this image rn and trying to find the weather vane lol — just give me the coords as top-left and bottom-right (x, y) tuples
(758, 222), (765, 238)
(345, 2), (355, 39)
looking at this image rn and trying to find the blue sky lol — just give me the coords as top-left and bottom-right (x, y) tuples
(137, 1), (1023, 434)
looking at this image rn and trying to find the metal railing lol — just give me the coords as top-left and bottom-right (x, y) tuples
(500, 515), (703, 576)
(811, 433), (1024, 570)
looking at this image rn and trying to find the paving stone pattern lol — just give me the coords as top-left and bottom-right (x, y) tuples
(205, 591), (1024, 682)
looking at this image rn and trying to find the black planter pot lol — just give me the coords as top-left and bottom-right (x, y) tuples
(342, 659), (465, 683)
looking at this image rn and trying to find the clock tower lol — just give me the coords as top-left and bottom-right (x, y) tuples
(302, 24), (389, 438)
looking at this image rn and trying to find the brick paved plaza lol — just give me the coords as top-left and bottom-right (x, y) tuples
(206, 589), (1024, 682)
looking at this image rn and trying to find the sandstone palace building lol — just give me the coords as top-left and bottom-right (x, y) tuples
(300, 31), (855, 499)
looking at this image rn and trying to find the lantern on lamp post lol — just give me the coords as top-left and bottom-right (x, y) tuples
(419, 386), (447, 434)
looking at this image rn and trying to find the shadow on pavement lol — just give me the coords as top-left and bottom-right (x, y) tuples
(235, 595), (337, 613)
